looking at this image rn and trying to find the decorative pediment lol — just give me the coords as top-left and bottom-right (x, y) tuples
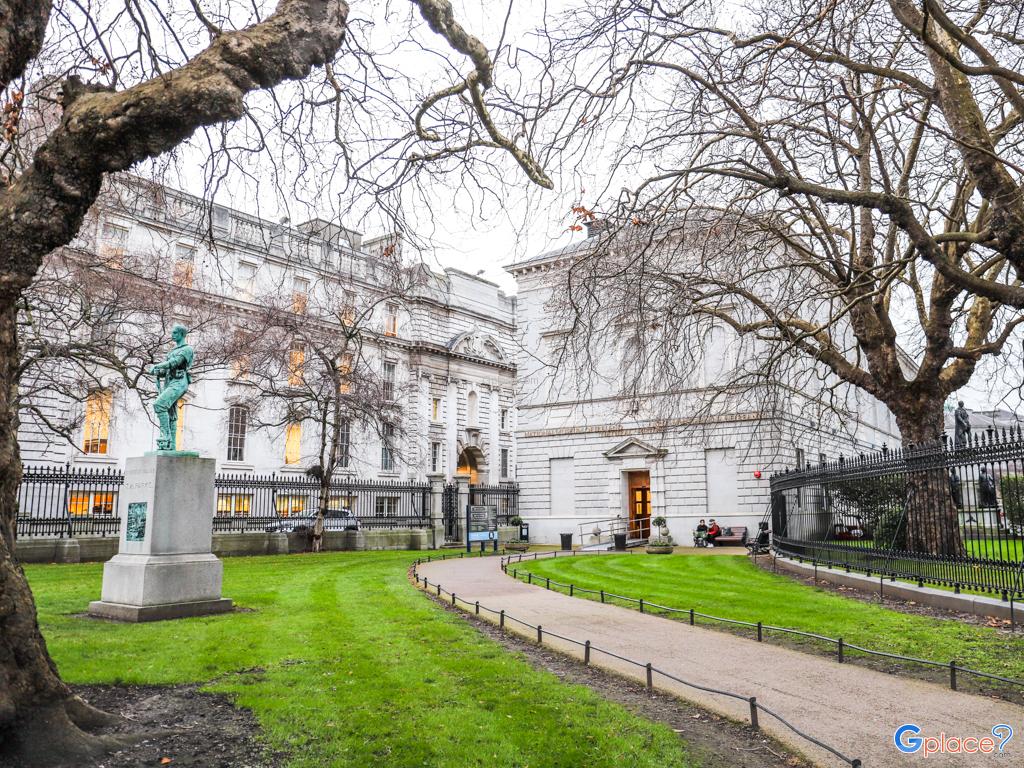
(603, 437), (668, 460)
(448, 329), (508, 363)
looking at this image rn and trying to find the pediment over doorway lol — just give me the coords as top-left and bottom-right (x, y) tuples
(603, 437), (668, 460)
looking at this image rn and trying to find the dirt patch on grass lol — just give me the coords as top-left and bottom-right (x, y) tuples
(420, 587), (809, 768)
(58, 683), (278, 768)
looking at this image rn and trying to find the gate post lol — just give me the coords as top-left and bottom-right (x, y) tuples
(427, 473), (445, 549)
(454, 472), (471, 544)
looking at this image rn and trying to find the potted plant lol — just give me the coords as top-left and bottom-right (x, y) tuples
(646, 516), (674, 554)
(506, 515), (530, 551)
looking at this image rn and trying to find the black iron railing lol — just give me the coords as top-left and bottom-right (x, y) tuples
(770, 431), (1024, 597)
(470, 482), (519, 524)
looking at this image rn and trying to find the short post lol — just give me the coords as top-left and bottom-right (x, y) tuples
(813, 560), (817, 582)
(756, 621), (762, 642)
(546, 577), (550, 590)
(528, 572), (532, 584)
(748, 697), (759, 730)
(452, 592), (456, 606)
(950, 660), (957, 691)
(600, 589), (605, 603)
(639, 598), (644, 613)
(570, 584), (574, 597)
(437, 583), (442, 596)
(475, 600), (480, 615)
(499, 609), (505, 628)
(537, 625), (543, 643)
(645, 662), (653, 689)
(1011, 597), (1016, 632)
(513, 569), (517, 579)
(689, 608), (695, 625)
(584, 640), (591, 665)
(837, 637), (844, 663)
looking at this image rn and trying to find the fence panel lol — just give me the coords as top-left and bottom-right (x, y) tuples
(770, 432), (1024, 596)
(470, 483), (519, 525)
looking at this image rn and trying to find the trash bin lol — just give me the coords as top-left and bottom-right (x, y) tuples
(613, 532), (627, 551)
(560, 532), (574, 551)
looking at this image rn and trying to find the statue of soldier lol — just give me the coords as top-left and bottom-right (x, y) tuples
(149, 324), (193, 450)
(948, 468), (963, 510)
(978, 466), (998, 509)
(954, 400), (971, 449)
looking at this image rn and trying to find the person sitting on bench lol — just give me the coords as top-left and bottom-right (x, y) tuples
(695, 519), (708, 546)
(706, 519), (721, 547)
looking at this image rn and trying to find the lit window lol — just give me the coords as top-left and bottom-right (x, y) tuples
(375, 496), (399, 516)
(338, 353), (353, 394)
(381, 423), (395, 471)
(173, 243), (195, 287)
(217, 493), (252, 516)
(384, 303), (398, 337)
(82, 389), (112, 454)
(337, 418), (351, 468)
(382, 361), (396, 401)
(288, 342), (305, 387)
(292, 276), (309, 313)
(501, 448), (511, 479)
(431, 397), (441, 422)
(231, 354), (251, 381)
(329, 495), (356, 512)
(67, 491), (116, 516)
(227, 405), (248, 462)
(275, 494), (306, 517)
(285, 421), (302, 465)
(431, 442), (442, 473)
(101, 222), (128, 266)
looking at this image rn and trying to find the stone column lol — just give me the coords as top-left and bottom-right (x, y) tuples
(89, 453), (232, 622)
(454, 472), (471, 544)
(427, 472), (445, 550)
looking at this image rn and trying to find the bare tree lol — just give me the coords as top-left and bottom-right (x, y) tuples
(519, 1), (1024, 556)
(0, 1), (547, 761)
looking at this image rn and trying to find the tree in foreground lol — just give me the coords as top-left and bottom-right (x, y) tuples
(525, 0), (1024, 555)
(0, 1), (547, 763)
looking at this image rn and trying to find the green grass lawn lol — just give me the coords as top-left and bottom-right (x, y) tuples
(515, 553), (1024, 683)
(27, 552), (699, 767)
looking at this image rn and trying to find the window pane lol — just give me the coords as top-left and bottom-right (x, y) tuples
(227, 406), (248, 462)
(285, 422), (302, 465)
(82, 390), (112, 454)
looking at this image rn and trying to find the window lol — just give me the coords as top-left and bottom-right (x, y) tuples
(175, 399), (186, 449)
(237, 261), (257, 298)
(341, 290), (356, 325)
(227, 405), (248, 462)
(500, 408), (509, 431)
(431, 442), (442, 473)
(382, 361), (396, 401)
(101, 222), (128, 266)
(375, 496), (399, 517)
(384, 303), (398, 336)
(275, 495), (306, 517)
(288, 342), (305, 387)
(292, 276), (310, 313)
(231, 354), (251, 381)
(381, 423), (395, 471)
(431, 397), (441, 422)
(173, 243), (196, 287)
(337, 418), (351, 468)
(500, 448), (510, 479)
(67, 491), (116, 516)
(329, 495), (356, 512)
(285, 421), (302, 465)
(216, 493), (252, 516)
(82, 389), (112, 454)
(338, 353), (353, 394)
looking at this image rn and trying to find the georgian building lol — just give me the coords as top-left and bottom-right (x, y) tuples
(18, 180), (517, 487)
(507, 231), (901, 545)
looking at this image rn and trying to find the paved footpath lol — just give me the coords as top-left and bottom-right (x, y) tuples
(416, 555), (1022, 767)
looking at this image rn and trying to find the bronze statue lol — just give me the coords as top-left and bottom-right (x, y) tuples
(150, 323), (193, 451)
(954, 400), (971, 449)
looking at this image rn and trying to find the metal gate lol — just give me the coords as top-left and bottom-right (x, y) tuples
(442, 483), (460, 543)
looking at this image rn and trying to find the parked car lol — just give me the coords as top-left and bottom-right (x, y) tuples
(266, 509), (360, 533)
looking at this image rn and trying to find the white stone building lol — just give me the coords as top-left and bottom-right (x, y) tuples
(507, 233), (901, 546)
(18, 181), (517, 488)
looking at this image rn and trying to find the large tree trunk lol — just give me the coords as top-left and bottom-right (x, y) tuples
(894, 400), (964, 557)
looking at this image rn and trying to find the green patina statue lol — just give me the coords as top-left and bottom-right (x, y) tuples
(150, 323), (193, 451)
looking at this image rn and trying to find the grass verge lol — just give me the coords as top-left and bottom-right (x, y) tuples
(27, 551), (702, 768)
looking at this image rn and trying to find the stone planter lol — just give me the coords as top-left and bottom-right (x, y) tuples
(645, 544), (675, 555)
(505, 541), (530, 552)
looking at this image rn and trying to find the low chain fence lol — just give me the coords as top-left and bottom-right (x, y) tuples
(13, 464), (521, 538)
(770, 434), (1024, 597)
(411, 550), (862, 768)
(502, 549), (1024, 697)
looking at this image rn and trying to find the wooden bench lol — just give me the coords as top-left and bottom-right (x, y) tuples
(710, 526), (748, 547)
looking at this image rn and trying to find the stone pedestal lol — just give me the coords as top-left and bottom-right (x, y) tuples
(89, 453), (232, 622)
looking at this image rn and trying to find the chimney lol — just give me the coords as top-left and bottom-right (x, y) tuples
(584, 219), (607, 238)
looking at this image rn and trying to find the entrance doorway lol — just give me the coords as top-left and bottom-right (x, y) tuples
(627, 471), (651, 539)
(456, 448), (480, 484)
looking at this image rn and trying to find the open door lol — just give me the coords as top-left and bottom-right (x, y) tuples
(627, 470), (651, 539)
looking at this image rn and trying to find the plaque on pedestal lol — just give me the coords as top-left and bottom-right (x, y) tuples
(88, 453), (233, 622)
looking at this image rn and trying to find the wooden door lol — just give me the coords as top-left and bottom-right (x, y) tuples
(627, 471), (651, 539)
